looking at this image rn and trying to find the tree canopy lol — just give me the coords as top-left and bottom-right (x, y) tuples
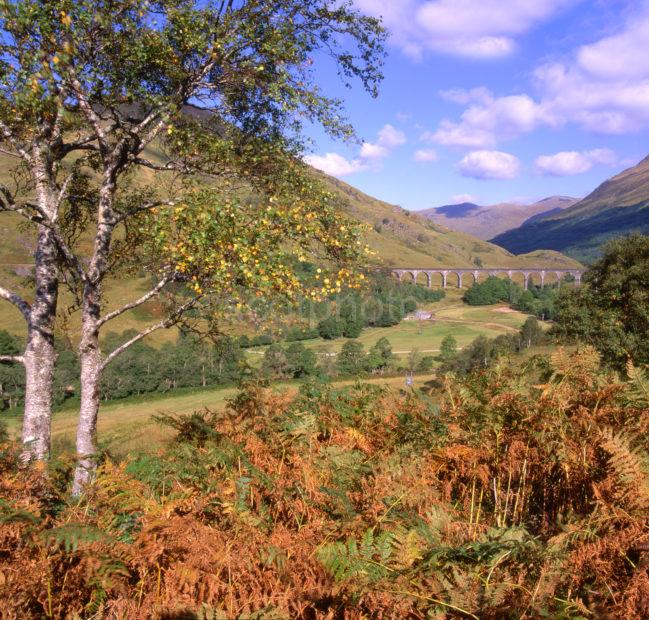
(0, 0), (386, 484)
(553, 234), (649, 369)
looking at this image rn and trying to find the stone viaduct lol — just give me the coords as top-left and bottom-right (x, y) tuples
(391, 267), (582, 290)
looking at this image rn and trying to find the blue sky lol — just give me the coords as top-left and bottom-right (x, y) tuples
(304, 0), (648, 211)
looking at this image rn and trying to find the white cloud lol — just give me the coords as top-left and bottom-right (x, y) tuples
(413, 148), (438, 162)
(355, 0), (579, 59)
(439, 87), (493, 105)
(577, 15), (649, 81)
(534, 52), (649, 134)
(452, 193), (479, 204)
(422, 123), (495, 148)
(359, 123), (407, 162)
(427, 94), (553, 148)
(534, 149), (617, 176)
(377, 124), (407, 148)
(305, 123), (407, 177)
(430, 6), (649, 144)
(360, 142), (389, 160)
(304, 153), (367, 177)
(412, 2), (649, 151)
(458, 150), (521, 180)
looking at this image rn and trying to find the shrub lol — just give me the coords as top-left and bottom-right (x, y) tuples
(337, 340), (367, 375)
(1, 350), (648, 618)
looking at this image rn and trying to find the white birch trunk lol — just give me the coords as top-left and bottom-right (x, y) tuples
(72, 298), (101, 493)
(72, 174), (116, 493)
(21, 213), (59, 462)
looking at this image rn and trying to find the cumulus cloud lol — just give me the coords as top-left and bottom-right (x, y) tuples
(452, 193), (479, 204)
(458, 150), (521, 180)
(534, 149), (617, 176)
(355, 0), (579, 59)
(360, 142), (389, 160)
(533, 43), (649, 134)
(577, 15), (649, 81)
(413, 148), (438, 162)
(305, 124), (407, 177)
(426, 94), (553, 148)
(428, 5), (649, 145)
(303, 153), (368, 177)
(377, 124), (407, 148)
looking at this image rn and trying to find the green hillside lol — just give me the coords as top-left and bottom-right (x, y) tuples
(0, 158), (580, 341)
(321, 175), (581, 269)
(491, 156), (649, 263)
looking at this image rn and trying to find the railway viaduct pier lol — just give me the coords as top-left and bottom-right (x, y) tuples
(391, 267), (583, 290)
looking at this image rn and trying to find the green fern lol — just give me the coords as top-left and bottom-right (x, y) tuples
(625, 360), (649, 406)
(318, 528), (395, 583)
(42, 523), (108, 553)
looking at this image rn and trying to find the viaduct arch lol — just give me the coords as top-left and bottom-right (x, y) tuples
(391, 267), (583, 290)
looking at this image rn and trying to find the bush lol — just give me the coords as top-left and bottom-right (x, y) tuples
(337, 340), (366, 375)
(1, 350), (647, 618)
(318, 317), (345, 340)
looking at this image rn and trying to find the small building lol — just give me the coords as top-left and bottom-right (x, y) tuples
(405, 310), (433, 321)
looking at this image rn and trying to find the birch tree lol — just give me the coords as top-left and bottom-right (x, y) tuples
(0, 0), (385, 490)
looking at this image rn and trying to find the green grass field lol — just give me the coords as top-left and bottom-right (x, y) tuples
(245, 291), (538, 361)
(4, 374), (428, 457)
(2, 286), (543, 457)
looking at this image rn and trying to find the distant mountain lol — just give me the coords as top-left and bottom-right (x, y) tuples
(491, 157), (649, 263)
(430, 202), (481, 218)
(419, 196), (578, 240)
(315, 175), (581, 269)
(0, 151), (583, 340)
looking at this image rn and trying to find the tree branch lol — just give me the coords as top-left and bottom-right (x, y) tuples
(0, 189), (87, 283)
(97, 274), (174, 327)
(0, 119), (30, 161)
(0, 146), (21, 159)
(66, 73), (108, 151)
(114, 200), (176, 224)
(131, 156), (187, 173)
(0, 355), (24, 364)
(0, 284), (31, 322)
(100, 296), (201, 370)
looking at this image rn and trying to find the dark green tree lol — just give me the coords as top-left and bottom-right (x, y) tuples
(318, 317), (345, 340)
(285, 342), (317, 378)
(366, 337), (393, 373)
(337, 340), (366, 376)
(463, 277), (513, 305)
(553, 234), (649, 368)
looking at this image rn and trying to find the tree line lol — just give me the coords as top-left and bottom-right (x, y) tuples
(463, 275), (562, 319)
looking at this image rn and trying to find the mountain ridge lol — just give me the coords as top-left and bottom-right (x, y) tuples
(418, 196), (579, 240)
(491, 156), (649, 262)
